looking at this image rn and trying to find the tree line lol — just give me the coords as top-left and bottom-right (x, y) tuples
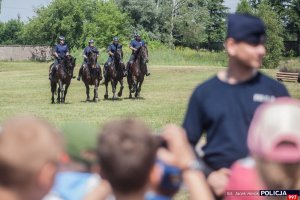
(0, 0), (299, 68)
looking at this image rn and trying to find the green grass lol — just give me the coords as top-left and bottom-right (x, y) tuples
(1, 61), (300, 154)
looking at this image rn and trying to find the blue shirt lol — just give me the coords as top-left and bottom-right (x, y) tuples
(107, 43), (122, 57)
(130, 39), (146, 53)
(145, 192), (171, 200)
(183, 72), (289, 170)
(83, 46), (99, 56)
(54, 44), (69, 58)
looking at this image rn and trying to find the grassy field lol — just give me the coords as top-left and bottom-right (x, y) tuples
(1, 61), (300, 199)
(1, 61), (300, 155)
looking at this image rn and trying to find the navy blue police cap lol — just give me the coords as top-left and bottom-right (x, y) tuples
(226, 14), (266, 45)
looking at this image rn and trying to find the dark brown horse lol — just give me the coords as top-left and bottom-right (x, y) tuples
(127, 46), (148, 98)
(81, 51), (102, 102)
(50, 55), (76, 104)
(104, 49), (125, 100)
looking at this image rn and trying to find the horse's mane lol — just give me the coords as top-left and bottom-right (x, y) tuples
(134, 45), (147, 60)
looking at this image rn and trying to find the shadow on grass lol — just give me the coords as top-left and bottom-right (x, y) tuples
(123, 97), (146, 100)
(103, 97), (123, 101)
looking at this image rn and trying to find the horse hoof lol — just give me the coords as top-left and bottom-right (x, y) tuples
(94, 98), (99, 102)
(86, 98), (90, 102)
(104, 95), (108, 99)
(118, 92), (122, 97)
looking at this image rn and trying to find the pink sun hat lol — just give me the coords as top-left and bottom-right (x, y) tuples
(248, 97), (300, 163)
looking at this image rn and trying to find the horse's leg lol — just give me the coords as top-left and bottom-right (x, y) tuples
(59, 81), (65, 103)
(51, 82), (56, 104)
(104, 79), (109, 99)
(85, 83), (90, 102)
(111, 79), (116, 100)
(118, 78), (124, 97)
(127, 76), (132, 99)
(57, 81), (61, 103)
(93, 80), (99, 102)
(64, 83), (70, 103)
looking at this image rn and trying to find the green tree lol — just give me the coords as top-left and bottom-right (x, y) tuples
(22, 0), (85, 48)
(287, 0), (300, 55)
(81, 1), (131, 48)
(205, 0), (228, 49)
(22, 0), (131, 49)
(236, 0), (253, 15)
(0, 18), (24, 45)
(257, 1), (284, 68)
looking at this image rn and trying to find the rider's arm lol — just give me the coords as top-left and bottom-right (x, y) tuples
(83, 48), (88, 59)
(66, 45), (70, 56)
(53, 45), (59, 58)
(129, 41), (137, 52)
(107, 45), (114, 56)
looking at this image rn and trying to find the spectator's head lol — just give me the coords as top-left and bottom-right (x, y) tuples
(225, 14), (266, 69)
(248, 97), (300, 191)
(0, 115), (63, 200)
(97, 118), (157, 198)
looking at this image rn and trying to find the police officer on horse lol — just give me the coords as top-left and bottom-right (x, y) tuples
(104, 37), (125, 77)
(126, 33), (150, 76)
(49, 36), (69, 80)
(77, 39), (102, 81)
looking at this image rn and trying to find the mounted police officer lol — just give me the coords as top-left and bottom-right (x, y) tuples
(49, 36), (69, 80)
(104, 37), (125, 77)
(77, 39), (101, 81)
(126, 33), (150, 76)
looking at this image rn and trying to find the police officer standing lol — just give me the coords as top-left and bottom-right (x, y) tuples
(104, 37), (125, 77)
(183, 14), (289, 198)
(77, 39), (102, 81)
(126, 33), (150, 76)
(49, 36), (69, 80)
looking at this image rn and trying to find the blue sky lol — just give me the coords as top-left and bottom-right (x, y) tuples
(0, 0), (240, 22)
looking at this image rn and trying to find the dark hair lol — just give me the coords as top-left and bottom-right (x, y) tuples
(97, 118), (157, 194)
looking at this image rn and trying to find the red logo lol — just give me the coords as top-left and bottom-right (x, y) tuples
(287, 194), (298, 200)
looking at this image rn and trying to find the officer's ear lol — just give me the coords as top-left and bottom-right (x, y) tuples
(225, 38), (238, 57)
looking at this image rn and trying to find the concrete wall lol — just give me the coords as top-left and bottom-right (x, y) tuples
(0, 45), (53, 61)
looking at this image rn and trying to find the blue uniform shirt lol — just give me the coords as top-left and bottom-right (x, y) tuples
(130, 39), (146, 53)
(54, 44), (69, 58)
(183, 72), (289, 170)
(107, 43), (122, 57)
(83, 46), (99, 56)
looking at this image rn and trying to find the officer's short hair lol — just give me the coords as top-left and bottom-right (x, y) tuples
(97, 118), (157, 194)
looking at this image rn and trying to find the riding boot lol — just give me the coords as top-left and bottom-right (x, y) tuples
(145, 64), (151, 76)
(77, 65), (83, 81)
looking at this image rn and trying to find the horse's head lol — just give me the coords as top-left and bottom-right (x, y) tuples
(136, 46), (149, 65)
(63, 55), (76, 76)
(114, 49), (122, 63)
(87, 51), (97, 68)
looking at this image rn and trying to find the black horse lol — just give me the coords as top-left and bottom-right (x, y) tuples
(127, 46), (148, 98)
(104, 49), (125, 100)
(81, 51), (102, 102)
(50, 55), (76, 104)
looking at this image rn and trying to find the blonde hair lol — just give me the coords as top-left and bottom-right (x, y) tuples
(0, 115), (63, 188)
